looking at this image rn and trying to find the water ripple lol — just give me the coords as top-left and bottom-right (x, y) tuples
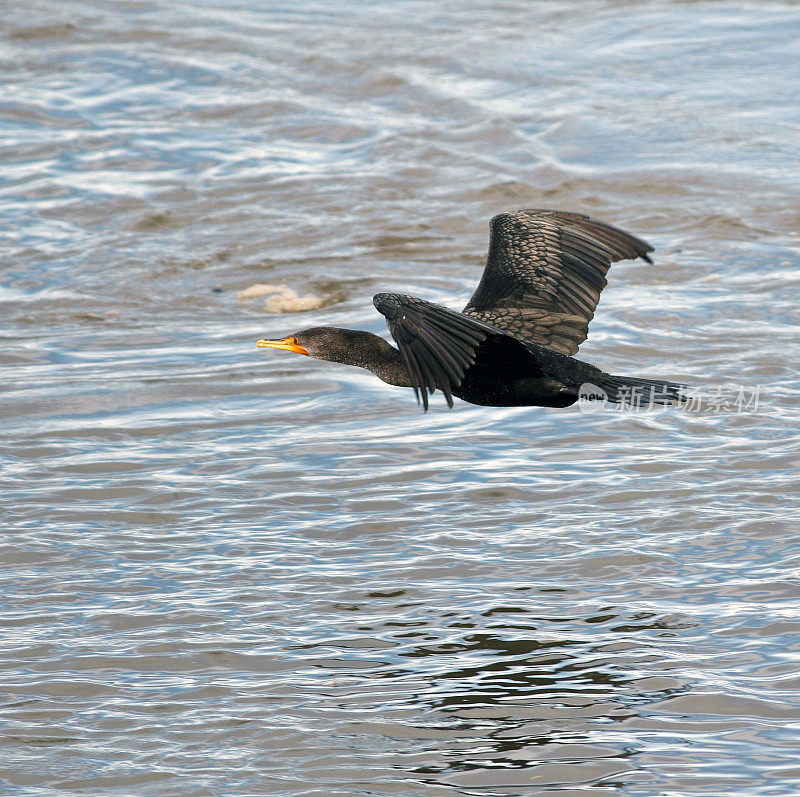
(2, 1), (800, 795)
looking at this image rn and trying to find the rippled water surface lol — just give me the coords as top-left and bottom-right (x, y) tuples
(2, 1), (800, 794)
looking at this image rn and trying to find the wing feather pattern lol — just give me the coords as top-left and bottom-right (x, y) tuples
(373, 292), (506, 411)
(463, 209), (654, 355)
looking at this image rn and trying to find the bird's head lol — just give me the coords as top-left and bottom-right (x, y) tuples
(256, 326), (389, 366)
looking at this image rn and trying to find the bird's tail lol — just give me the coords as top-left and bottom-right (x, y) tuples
(582, 375), (689, 407)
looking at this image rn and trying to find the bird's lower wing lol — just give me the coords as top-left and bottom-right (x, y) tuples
(373, 292), (502, 410)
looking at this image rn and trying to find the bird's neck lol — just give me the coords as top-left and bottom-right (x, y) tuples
(343, 332), (412, 387)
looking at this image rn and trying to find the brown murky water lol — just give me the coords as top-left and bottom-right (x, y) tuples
(2, 1), (800, 794)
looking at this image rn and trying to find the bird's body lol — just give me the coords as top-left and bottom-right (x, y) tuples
(257, 209), (687, 410)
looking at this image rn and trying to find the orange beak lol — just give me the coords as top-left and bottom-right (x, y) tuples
(256, 337), (309, 356)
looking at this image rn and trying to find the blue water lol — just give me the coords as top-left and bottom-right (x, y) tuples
(2, 1), (800, 794)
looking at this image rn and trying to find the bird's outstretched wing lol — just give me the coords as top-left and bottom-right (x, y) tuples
(373, 292), (513, 411)
(463, 209), (654, 356)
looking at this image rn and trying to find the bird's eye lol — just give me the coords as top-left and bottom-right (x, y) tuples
(290, 337), (298, 345)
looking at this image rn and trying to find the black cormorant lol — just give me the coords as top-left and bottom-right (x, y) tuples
(256, 209), (686, 410)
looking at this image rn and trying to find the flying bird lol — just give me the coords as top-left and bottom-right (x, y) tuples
(257, 209), (686, 410)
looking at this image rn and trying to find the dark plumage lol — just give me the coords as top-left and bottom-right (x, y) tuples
(257, 209), (687, 411)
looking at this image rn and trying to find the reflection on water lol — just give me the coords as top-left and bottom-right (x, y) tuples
(2, 0), (800, 794)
